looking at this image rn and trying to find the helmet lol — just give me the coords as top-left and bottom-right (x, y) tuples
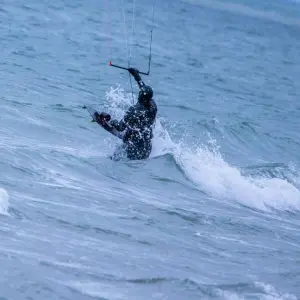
(138, 85), (153, 104)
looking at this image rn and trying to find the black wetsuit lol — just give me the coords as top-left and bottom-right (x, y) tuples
(110, 99), (157, 160)
(110, 72), (157, 160)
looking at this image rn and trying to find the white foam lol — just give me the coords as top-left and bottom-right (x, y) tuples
(151, 119), (176, 158)
(69, 281), (124, 300)
(0, 188), (9, 215)
(175, 144), (300, 212)
(254, 282), (297, 300)
(216, 289), (244, 300)
(215, 282), (297, 300)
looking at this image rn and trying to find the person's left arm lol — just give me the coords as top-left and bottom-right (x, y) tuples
(109, 106), (135, 132)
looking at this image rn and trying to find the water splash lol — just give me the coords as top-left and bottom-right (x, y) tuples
(0, 188), (9, 215)
(104, 85), (133, 119)
(174, 142), (300, 212)
(253, 282), (297, 300)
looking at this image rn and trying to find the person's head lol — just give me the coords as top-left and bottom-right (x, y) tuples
(138, 85), (153, 105)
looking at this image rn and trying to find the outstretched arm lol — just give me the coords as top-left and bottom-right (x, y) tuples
(128, 68), (146, 89)
(93, 112), (124, 140)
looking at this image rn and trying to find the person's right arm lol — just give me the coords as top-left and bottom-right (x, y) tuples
(128, 68), (146, 89)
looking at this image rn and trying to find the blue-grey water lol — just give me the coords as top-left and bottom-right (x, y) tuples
(1, 0), (300, 299)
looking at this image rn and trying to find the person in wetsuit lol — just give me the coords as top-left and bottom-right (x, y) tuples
(94, 68), (157, 160)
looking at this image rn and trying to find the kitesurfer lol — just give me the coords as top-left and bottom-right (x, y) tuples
(94, 68), (157, 160)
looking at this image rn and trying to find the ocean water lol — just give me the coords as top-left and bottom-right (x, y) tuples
(1, 0), (300, 299)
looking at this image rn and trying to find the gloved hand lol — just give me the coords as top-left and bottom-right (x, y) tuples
(94, 112), (111, 125)
(128, 68), (141, 81)
(128, 68), (139, 76)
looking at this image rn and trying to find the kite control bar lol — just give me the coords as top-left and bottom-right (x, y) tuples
(109, 61), (150, 76)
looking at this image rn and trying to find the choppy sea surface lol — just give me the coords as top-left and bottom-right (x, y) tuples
(1, 0), (300, 299)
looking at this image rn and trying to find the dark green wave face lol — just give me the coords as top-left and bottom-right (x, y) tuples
(0, 0), (300, 299)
